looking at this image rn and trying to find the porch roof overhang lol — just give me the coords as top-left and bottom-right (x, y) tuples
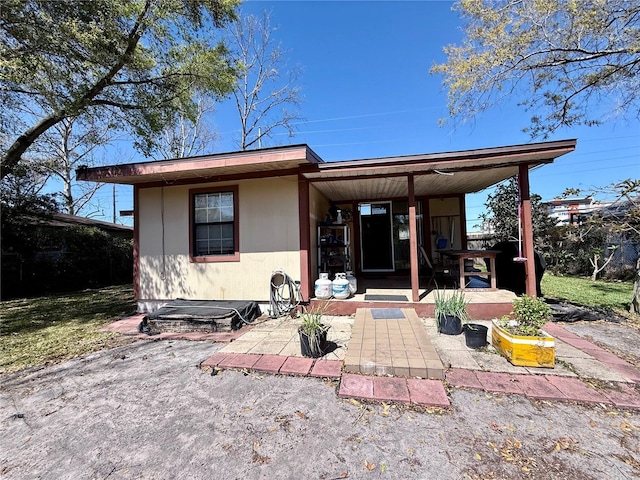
(302, 139), (577, 201)
(76, 139), (577, 199)
(76, 144), (323, 185)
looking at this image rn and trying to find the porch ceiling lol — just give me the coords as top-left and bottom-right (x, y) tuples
(308, 165), (520, 201)
(303, 139), (577, 201)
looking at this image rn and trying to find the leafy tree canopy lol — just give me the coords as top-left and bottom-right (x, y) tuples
(480, 177), (557, 246)
(0, 0), (240, 178)
(431, 0), (640, 137)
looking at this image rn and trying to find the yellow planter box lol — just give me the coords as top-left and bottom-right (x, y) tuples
(491, 319), (555, 368)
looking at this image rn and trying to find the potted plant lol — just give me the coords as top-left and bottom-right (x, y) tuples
(491, 295), (555, 367)
(433, 288), (469, 335)
(298, 305), (330, 358)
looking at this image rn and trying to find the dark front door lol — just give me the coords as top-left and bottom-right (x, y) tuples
(359, 202), (394, 271)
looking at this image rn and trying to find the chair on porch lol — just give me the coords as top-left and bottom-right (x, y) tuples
(419, 245), (457, 289)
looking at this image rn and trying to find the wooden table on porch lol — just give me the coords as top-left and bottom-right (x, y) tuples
(441, 249), (500, 291)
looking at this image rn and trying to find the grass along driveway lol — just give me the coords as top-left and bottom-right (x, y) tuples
(0, 284), (136, 375)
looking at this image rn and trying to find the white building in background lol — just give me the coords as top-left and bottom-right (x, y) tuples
(546, 197), (608, 225)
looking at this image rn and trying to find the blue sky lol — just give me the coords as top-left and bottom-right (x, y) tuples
(97, 0), (639, 231)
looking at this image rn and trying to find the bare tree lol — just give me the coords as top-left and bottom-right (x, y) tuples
(229, 11), (302, 150)
(152, 96), (218, 160)
(34, 117), (110, 216)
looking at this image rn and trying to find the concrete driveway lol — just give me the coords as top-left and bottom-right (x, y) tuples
(2, 333), (639, 479)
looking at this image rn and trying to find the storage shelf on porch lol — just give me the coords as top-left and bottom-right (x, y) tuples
(318, 224), (350, 278)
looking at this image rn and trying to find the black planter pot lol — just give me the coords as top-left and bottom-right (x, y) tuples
(438, 314), (463, 335)
(464, 323), (488, 348)
(298, 326), (328, 358)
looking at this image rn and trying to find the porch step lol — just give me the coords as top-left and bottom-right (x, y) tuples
(343, 308), (445, 379)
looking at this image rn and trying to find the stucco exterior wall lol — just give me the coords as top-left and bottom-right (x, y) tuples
(137, 177), (300, 303)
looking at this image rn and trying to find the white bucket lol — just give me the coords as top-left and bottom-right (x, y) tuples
(314, 273), (333, 299)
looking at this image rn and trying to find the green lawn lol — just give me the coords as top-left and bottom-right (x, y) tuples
(541, 273), (634, 316)
(0, 284), (136, 375)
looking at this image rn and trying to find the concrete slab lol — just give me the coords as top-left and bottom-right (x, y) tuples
(407, 379), (451, 407)
(554, 340), (594, 359)
(278, 341), (303, 357)
(310, 360), (342, 378)
(563, 357), (628, 382)
(252, 354), (287, 374)
(516, 375), (568, 401)
(219, 340), (261, 354)
(372, 377), (410, 402)
(279, 357), (314, 376)
(524, 364), (577, 377)
(339, 373), (374, 399)
(475, 372), (524, 395)
(445, 368), (483, 389)
(545, 376), (608, 404)
(601, 384), (640, 409)
(473, 353), (530, 374)
(247, 341), (288, 355)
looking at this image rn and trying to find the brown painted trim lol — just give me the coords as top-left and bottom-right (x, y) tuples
(351, 200), (360, 275)
(518, 164), (537, 297)
(134, 168), (306, 189)
(133, 185), (140, 300)
(308, 299), (512, 319)
(309, 154), (561, 180)
(298, 175), (311, 301)
(408, 175), (419, 302)
(188, 185), (240, 263)
(314, 139), (577, 170)
(459, 193), (468, 250)
(77, 144), (316, 181)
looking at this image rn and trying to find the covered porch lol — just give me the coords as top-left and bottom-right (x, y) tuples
(298, 140), (577, 306)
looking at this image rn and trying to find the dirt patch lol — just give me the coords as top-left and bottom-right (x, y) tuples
(1, 339), (639, 479)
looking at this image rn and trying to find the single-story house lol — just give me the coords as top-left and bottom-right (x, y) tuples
(77, 139), (576, 316)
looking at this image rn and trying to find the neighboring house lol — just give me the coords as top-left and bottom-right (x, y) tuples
(546, 197), (601, 225)
(1, 213), (133, 297)
(77, 140), (576, 312)
(32, 212), (133, 239)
